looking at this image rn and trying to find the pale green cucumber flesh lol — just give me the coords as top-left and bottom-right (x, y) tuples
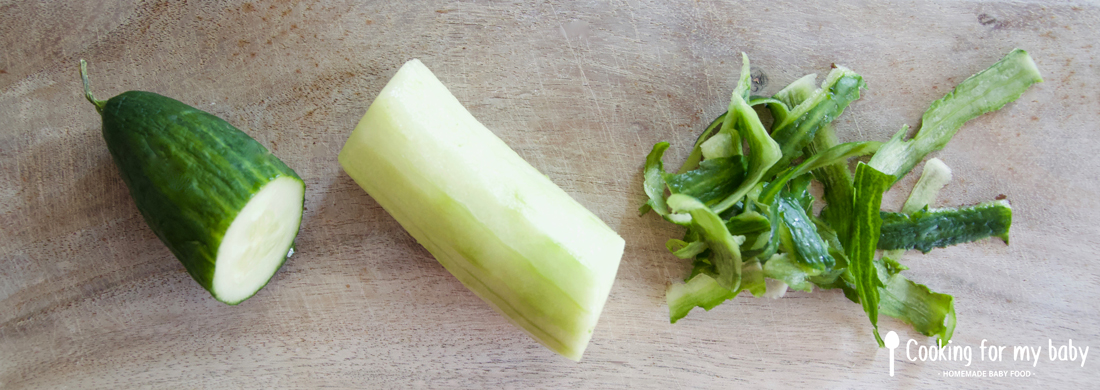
(213, 176), (305, 304)
(339, 59), (624, 361)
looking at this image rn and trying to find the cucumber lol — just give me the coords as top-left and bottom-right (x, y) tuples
(80, 60), (305, 305)
(338, 59), (625, 361)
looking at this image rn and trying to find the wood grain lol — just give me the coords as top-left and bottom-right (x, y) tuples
(2, 0), (1098, 388)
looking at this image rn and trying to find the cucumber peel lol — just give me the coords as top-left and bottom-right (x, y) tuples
(882, 158), (954, 262)
(869, 49), (1043, 182)
(879, 200), (1013, 253)
(644, 50), (1039, 347)
(848, 163), (895, 346)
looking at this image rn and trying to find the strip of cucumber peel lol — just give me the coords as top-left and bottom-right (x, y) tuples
(640, 142), (671, 218)
(869, 49), (1043, 184)
(776, 192), (836, 271)
(725, 211), (770, 236)
(666, 157), (746, 207)
(703, 55), (753, 163)
(709, 53), (782, 214)
(668, 194), (744, 291)
(667, 273), (737, 323)
(882, 158), (952, 261)
(877, 260), (957, 345)
(879, 200), (1012, 253)
(901, 158), (954, 214)
(667, 260), (767, 323)
(849, 162), (895, 346)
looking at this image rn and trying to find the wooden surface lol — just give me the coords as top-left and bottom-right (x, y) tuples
(2, 1), (1098, 388)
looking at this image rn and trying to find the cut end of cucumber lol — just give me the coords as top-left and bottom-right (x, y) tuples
(213, 176), (305, 304)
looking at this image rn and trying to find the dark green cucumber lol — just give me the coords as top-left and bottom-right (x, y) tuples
(81, 60), (305, 305)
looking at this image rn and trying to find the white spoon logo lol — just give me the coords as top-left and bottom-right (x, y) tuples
(885, 331), (900, 377)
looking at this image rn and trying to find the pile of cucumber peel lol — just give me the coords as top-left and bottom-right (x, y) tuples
(641, 49), (1042, 346)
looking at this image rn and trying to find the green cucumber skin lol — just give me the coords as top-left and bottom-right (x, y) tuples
(878, 201), (1012, 253)
(100, 91), (303, 303)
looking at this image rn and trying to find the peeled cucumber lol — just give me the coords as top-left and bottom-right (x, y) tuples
(81, 60), (305, 305)
(338, 59), (625, 361)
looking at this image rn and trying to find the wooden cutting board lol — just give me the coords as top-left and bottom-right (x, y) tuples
(2, 1), (1098, 388)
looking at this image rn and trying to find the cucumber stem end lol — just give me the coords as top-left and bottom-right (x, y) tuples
(79, 59), (107, 114)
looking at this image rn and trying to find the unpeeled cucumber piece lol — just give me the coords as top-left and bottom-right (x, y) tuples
(339, 59), (625, 361)
(81, 61), (305, 305)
